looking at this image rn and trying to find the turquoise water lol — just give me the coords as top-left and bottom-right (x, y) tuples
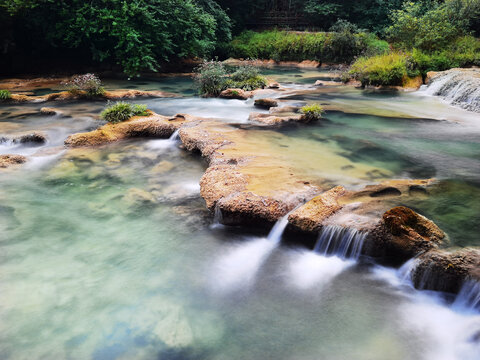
(1, 69), (480, 359)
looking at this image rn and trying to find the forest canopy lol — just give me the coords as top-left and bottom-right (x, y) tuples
(1, 0), (479, 75)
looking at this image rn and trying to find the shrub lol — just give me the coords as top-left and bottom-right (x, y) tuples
(0, 90), (12, 100)
(300, 104), (324, 121)
(100, 102), (148, 123)
(230, 30), (389, 64)
(65, 73), (105, 97)
(349, 53), (408, 86)
(194, 60), (267, 95)
(194, 60), (228, 96)
(230, 64), (260, 82)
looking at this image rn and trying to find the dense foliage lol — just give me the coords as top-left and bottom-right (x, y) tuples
(0, 0), (479, 76)
(100, 102), (149, 123)
(0, 0), (231, 76)
(230, 30), (389, 63)
(194, 61), (267, 96)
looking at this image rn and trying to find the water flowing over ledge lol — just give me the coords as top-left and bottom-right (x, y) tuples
(423, 68), (480, 113)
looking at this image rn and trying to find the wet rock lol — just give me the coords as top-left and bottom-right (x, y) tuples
(219, 88), (252, 100)
(1, 132), (47, 145)
(269, 106), (299, 114)
(0, 154), (27, 168)
(248, 112), (303, 126)
(411, 248), (480, 294)
(314, 80), (324, 86)
(254, 98), (278, 109)
(363, 206), (446, 265)
(267, 81), (280, 89)
(65, 113), (183, 147)
(179, 120), (320, 227)
(288, 186), (347, 233)
(40, 107), (63, 116)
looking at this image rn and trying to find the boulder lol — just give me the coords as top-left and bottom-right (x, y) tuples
(411, 248), (480, 294)
(254, 98), (279, 109)
(267, 81), (280, 89)
(219, 88), (252, 100)
(1, 132), (47, 145)
(363, 206), (446, 265)
(0, 154), (27, 168)
(287, 186), (347, 233)
(40, 107), (63, 116)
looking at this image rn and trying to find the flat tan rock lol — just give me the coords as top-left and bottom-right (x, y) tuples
(0, 154), (27, 168)
(288, 186), (347, 232)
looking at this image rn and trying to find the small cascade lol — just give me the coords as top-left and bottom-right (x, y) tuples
(423, 69), (480, 112)
(211, 212), (292, 292)
(266, 213), (290, 243)
(313, 225), (366, 260)
(145, 129), (181, 150)
(169, 129), (180, 141)
(453, 281), (480, 313)
(210, 204), (224, 229)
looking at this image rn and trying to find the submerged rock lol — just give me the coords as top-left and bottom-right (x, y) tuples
(363, 206), (446, 265)
(0, 154), (27, 168)
(254, 98), (278, 109)
(411, 248), (480, 294)
(123, 188), (157, 211)
(219, 88), (252, 100)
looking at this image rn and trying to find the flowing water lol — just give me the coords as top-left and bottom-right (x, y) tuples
(1, 68), (479, 359)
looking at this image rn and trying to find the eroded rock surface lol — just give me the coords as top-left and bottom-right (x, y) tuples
(0, 154), (27, 168)
(65, 114), (186, 147)
(288, 186), (346, 233)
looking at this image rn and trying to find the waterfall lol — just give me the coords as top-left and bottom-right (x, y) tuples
(453, 281), (480, 313)
(266, 213), (290, 243)
(169, 129), (180, 141)
(423, 69), (480, 113)
(313, 225), (366, 260)
(211, 212), (292, 292)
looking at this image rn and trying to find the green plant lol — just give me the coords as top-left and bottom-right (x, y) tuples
(349, 53), (408, 86)
(194, 60), (228, 96)
(100, 102), (149, 123)
(230, 65), (260, 82)
(300, 104), (324, 121)
(65, 74), (105, 97)
(0, 90), (11, 100)
(230, 30), (389, 64)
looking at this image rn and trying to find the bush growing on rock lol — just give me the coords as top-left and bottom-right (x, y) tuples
(300, 104), (324, 121)
(0, 90), (11, 100)
(194, 60), (267, 96)
(65, 74), (105, 97)
(349, 53), (408, 86)
(100, 102), (148, 123)
(194, 60), (228, 96)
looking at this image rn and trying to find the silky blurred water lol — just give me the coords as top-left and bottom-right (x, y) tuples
(1, 68), (479, 359)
